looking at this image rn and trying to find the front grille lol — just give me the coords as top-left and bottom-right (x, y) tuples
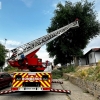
(23, 82), (41, 87)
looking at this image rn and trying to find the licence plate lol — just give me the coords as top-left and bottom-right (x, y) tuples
(24, 87), (36, 90)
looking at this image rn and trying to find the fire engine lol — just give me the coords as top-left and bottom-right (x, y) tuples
(0, 19), (79, 95)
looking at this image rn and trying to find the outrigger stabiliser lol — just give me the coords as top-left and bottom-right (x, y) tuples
(0, 81), (71, 95)
(0, 88), (71, 95)
(51, 80), (71, 94)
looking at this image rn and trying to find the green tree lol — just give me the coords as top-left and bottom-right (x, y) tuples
(0, 43), (7, 70)
(46, 0), (100, 66)
(4, 65), (11, 71)
(4, 64), (20, 72)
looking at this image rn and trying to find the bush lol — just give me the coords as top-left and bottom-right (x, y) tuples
(52, 65), (75, 79)
(52, 69), (63, 79)
(62, 65), (75, 73)
(4, 66), (9, 71)
(4, 65), (20, 72)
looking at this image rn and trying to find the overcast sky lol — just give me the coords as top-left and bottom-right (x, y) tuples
(0, 0), (100, 63)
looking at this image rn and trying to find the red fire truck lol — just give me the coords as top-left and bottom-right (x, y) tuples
(0, 19), (79, 95)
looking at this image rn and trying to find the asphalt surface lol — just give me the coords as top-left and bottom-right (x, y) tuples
(0, 79), (70, 100)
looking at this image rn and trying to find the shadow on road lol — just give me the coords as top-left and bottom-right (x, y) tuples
(0, 90), (49, 96)
(0, 86), (11, 91)
(20, 91), (48, 96)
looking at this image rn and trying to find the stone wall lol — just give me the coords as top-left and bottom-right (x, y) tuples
(63, 73), (100, 99)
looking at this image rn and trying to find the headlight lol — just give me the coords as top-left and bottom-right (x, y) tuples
(15, 75), (22, 81)
(42, 75), (48, 81)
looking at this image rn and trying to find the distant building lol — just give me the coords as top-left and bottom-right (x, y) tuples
(79, 48), (100, 66)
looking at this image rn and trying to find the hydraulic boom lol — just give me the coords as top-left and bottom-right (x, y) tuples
(8, 19), (79, 71)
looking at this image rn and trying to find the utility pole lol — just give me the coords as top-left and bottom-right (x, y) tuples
(5, 39), (7, 46)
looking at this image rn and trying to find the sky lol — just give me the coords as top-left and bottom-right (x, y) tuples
(0, 0), (100, 63)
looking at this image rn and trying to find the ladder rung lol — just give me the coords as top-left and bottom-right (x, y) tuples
(10, 20), (79, 60)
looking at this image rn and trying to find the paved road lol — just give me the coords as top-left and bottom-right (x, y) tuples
(0, 79), (70, 100)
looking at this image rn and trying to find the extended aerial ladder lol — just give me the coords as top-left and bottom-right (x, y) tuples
(0, 19), (79, 95)
(8, 19), (79, 72)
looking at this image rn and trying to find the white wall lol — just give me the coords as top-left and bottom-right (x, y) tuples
(88, 52), (95, 64)
(95, 52), (100, 62)
(79, 51), (100, 66)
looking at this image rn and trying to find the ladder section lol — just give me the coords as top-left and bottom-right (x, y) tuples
(10, 19), (79, 60)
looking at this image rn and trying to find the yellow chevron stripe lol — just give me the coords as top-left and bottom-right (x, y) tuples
(22, 73), (28, 78)
(13, 73), (28, 87)
(16, 81), (23, 87)
(13, 79), (16, 83)
(13, 81), (20, 87)
(37, 73), (42, 77)
(13, 73), (18, 78)
(13, 73), (18, 84)
(41, 72), (49, 78)
(48, 79), (50, 83)
(19, 73), (23, 75)
(47, 73), (51, 78)
(42, 72), (51, 78)
(44, 81), (50, 87)
(13, 72), (24, 78)
(46, 73), (50, 78)
(30, 76), (34, 82)
(41, 73), (44, 75)
(30, 75), (34, 78)
(13, 72), (51, 88)
(40, 81), (47, 87)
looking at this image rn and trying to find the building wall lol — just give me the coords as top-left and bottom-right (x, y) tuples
(79, 58), (86, 65)
(88, 52), (95, 64)
(80, 51), (100, 66)
(95, 52), (100, 62)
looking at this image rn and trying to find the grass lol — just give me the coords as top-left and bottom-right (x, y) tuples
(52, 61), (100, 82)
(74, 65), (100, 82)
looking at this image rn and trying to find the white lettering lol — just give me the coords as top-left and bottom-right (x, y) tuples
(22, 78), (42, 80)
(34, 78), (42, 80)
